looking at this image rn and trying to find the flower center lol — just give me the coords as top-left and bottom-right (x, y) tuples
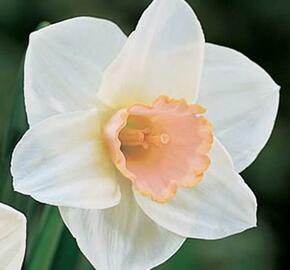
(119, 128), (170, 149)
(104, 96), (213, 202)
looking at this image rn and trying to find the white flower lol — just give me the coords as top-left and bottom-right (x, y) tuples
(11, 0), (279, 269)
(0, 203), (26, 270)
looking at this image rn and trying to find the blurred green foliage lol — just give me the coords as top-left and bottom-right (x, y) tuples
(0, 0), (289, 270)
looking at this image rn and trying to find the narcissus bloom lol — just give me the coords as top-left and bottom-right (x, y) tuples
(0, 203), (26, 270)
(11, 0), (279, 269)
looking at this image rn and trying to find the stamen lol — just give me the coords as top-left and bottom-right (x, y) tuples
(119, 128), (170, 149)
(119, 128), (145, 147)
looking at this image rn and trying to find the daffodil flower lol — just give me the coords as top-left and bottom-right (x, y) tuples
(0, 203), (26, 270)
(11, 0), (279, 269)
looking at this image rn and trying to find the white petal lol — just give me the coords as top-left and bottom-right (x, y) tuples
(11, 109), (121, 209)
(134, 138), (257, 240)
(25, 17), (126, 126)
(198, 43), (280, 172)
(0, 203), (26, 270)
(98, 0), (204, 108)
(59, 182), (185, 270)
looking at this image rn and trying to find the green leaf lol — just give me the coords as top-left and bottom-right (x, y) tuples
(26, 206), (64, 270)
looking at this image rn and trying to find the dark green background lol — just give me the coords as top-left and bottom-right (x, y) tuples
(0, 0), (289, 269)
